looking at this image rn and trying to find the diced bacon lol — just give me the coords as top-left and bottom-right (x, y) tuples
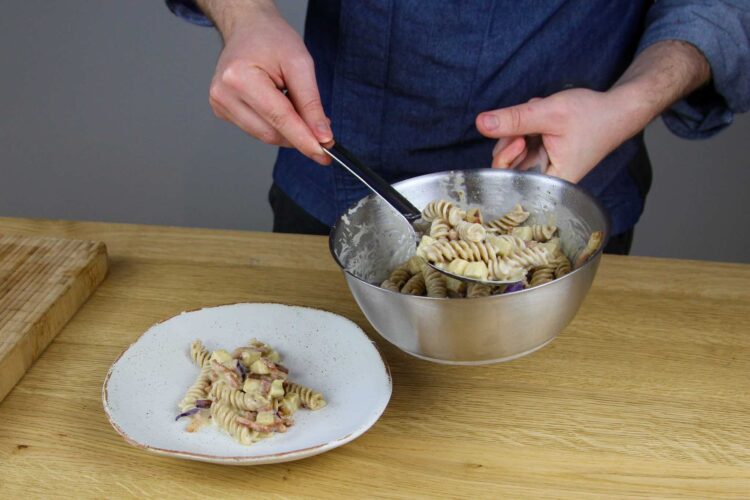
(260, 378), (271, 396)
(211, 360), (241, 389)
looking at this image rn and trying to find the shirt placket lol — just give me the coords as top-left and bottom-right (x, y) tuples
(330, 0), (394, 215)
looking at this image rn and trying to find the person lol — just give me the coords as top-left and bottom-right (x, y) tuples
(167, 0), (749, 254)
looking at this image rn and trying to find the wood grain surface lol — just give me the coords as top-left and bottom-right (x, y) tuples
(0, 233), (108, 402)
(0, 217), (748, 499)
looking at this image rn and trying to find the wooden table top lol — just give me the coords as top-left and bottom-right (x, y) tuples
(0, 217), (748, 498)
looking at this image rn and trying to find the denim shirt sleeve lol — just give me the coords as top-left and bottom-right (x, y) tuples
(165, 0), (213, 27)
(637, 0), (750, 139)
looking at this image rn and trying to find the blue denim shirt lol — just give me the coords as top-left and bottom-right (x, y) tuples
(168, 0), (750, 235)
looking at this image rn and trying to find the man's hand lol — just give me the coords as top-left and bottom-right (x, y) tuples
(476, 89), (624, 183)
(477, 41), (711, 182)
(198, 0), (332, 164)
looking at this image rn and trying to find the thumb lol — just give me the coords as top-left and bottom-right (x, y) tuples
(476, 99), (552, 138)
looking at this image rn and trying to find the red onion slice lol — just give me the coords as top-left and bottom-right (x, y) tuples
(175, 407), (200, 421)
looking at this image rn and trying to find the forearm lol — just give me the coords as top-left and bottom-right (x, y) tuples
(606, 40), (712, 143)
(195, 0), (277, 38)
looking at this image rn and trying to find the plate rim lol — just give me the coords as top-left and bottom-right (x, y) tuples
(102, 302), (392, 464)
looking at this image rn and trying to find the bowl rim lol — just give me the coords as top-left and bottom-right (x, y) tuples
(328, 168), (612, 301)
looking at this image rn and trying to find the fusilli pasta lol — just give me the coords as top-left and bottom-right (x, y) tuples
(466, 283), (492, 298)
(178, 364), (211, 412)
(190, 340), (211, 368)
(421, 262), (448, 298)
(376, 199), (602, 297)
(422, 199), (466, 226)
(176, 339), (326, 446)
(400, 273), (426, 295)
(485, 204), (530, 233)
(529, 265), (555, 287)
(429, 219), (451, 240)
(285, 382), (327, 410)
(210, 400), (258, 445)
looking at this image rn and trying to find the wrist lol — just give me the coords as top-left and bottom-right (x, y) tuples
(196, 0), (277, 39)
(604, 79), (662, 144)
(604, 40), (711, 142)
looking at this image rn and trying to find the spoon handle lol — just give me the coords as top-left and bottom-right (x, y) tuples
(322, 143), (422, 222)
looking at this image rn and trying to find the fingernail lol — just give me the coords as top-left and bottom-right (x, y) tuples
(316, 120), (332, 140)
(313, 154), (329, 165)
(482, 114), (499, 130)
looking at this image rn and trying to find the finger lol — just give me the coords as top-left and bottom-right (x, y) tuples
(510, 148), (529, 168)
(210, 80), (291, 146)
(476, 99), (553, 138)
(211, 99), (231, 121)
(516, 136), (550, 172)
(283, 57), (333, 143)
(209, 81), (233, 121)
(225, 97), (293, 147)
(210, 84), (292, 147)
(491, 136), (526, 168)
(492, 136), (517, 157)
(518, 149), (549, 173)
(222, 65), (328, 164)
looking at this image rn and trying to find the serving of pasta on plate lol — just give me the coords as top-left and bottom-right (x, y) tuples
(177, 339), (326, 446)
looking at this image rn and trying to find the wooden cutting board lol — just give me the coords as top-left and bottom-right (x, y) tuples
(0, 234), (108, 402)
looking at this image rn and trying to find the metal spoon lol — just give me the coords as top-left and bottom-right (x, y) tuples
(321, 143), (522, 287)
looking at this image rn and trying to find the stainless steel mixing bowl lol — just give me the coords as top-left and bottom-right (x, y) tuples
(329, 169), (610, 364)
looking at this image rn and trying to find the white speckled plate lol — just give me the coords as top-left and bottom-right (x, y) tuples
(103, 303), (392, 465)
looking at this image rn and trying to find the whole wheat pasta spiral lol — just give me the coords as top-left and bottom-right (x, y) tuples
(386, 264), (412, 289)
(488, 234), (527, 257)
(575, 231), (604, 268)
(210, 400), (258, 445)
(424, 240), (497, 263)
(553, 255), (572, 278)
(485, 204), (530, 233)
(420, 263), (448, 298)
(407, 255), (427, 274)
(504, 245), (551, 269)
(190, 340), (211, 368)
(400, 273), (426, 295)
(455, 220), (486, 242)
(285, 382), (327, 410)
(529, 265), (555, 287)
(487, 257), (525, 281)
(210, 380), (268, 412)
(429, 219), (451, 240)
(380, 279), (401, 292)
(529, 224), (557, 242)
(178, 364), (211, 412)
(422, 200), (466, 226)
(466, 283), (492, 298)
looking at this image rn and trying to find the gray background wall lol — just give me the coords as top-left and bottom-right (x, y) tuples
(1, 1), (748, 263)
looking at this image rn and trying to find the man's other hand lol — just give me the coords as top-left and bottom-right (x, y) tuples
(475, 89), (626, 183)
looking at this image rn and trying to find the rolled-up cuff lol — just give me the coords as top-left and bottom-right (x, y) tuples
(637, 2), (749, 139)
(660, 85), (734, 139)
(166, 0), (213, 27)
